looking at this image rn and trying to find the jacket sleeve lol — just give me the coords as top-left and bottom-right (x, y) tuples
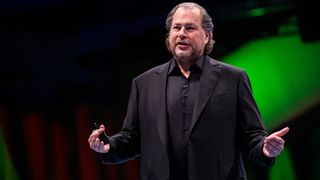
(238, 71), (275, 167)
(99, 78), (141, 164)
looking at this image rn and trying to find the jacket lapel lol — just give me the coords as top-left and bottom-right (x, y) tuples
(154, 60), (171, 147)
(189, 56), (222, 136)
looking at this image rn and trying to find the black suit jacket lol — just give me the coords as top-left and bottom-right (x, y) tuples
(100, 56), (274, 180)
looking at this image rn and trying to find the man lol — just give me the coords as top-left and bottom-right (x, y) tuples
(88, 2), (289, 180)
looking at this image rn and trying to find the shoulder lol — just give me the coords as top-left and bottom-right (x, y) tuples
(206, 56), (245, 74)
(205, 56), (250, 83)
(132, 59), (171, 82)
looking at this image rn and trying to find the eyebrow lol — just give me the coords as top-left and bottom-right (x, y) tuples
(172, 22), (197, 26)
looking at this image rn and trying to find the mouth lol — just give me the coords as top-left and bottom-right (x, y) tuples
(177, 41), (189, 45)
(176, 42), (190, 49)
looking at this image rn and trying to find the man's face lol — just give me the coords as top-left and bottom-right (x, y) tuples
(168, 7), (209, 62)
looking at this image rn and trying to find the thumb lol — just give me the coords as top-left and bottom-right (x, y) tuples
(272, 127), (289, 137)
(97, 124), (105, 134)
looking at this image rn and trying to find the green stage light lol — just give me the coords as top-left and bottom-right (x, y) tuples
(223, 35), (320, 129)
(269, 148), (296, 180)
(248, 8), (266, 17)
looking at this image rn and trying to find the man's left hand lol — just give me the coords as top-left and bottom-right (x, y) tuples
(263, 127), (289, 157)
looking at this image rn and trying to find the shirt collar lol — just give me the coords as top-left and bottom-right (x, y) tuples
(168, 55), (204, 76)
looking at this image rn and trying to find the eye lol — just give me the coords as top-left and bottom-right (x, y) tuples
(185, 25), (196, 31)
(172, 25), (181, 31)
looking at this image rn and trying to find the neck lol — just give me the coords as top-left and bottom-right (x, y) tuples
(177, 63), (190, 78)
(175, 58), (197, 78)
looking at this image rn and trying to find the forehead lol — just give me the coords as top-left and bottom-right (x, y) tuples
(172, 7), (202, 24)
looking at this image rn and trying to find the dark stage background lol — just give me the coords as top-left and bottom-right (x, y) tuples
(1, 0), (319, 180)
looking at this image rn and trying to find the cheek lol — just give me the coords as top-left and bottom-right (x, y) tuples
(192, 37), (203, 47)
(168, 35), (176, 47)
(196, 35), (208, 47)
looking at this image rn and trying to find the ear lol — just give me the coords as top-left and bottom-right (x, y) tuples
(204, 31), (210, 44)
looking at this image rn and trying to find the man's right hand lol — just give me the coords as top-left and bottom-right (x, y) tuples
(88, 124), (110, 153)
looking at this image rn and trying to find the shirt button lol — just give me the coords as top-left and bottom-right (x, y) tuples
(183, 109), (188, 114)
(183, 126), (188, 131)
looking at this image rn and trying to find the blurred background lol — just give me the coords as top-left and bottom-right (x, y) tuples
(1, 0), (319, 179)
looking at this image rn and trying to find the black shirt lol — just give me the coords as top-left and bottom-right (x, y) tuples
(167, 56), (204, 180)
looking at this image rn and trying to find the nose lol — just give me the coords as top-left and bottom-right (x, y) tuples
(178, 26), (187, 38)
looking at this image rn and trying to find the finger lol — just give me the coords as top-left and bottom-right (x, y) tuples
(89, 124), (106, 140)
(89, 138), (98, 149)
(265, 136), (285, 150)
(265, 143), (282, 157)
(93, 125), (106, 139)
(265, 141), (283, 152)
(95, 138), (104, 150)
(95, 126), (105, 135)
(263, 144), (276, 157)
(97, 141), (104, 152)
(88, 135), (92, 143)
(103, 144), (110, 153)
(272, 127), (289, 137)
(96, 141), (109, 153)
(95, 138), (102, 146)
(88, 131), (99, 143)
(99, 124), (105, 131)
(265, 139), (282, 149)
(88, 133), (96, 143)
(265, 136), (285, 146)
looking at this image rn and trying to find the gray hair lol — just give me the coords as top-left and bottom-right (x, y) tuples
(165, 2), (215, 55)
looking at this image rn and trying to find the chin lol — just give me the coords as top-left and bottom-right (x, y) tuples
(174, 51), (192, 59)
(175, 54), (189, 61)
